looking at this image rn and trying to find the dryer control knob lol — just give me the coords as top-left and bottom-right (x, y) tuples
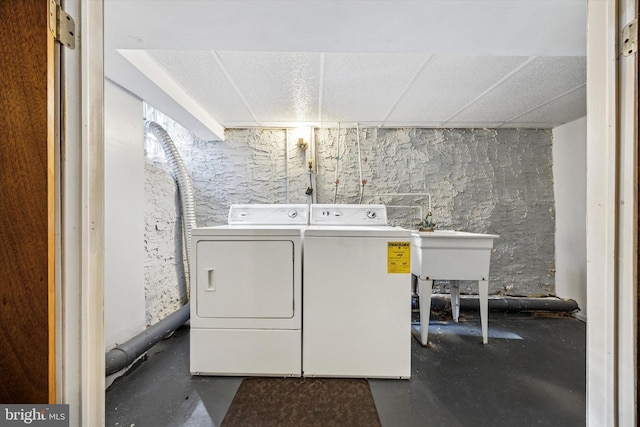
(288, 210), (298, 218)
(367, 210), (377, 219)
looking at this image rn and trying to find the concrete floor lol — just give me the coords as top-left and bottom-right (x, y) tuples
(106, 312), (585, 427)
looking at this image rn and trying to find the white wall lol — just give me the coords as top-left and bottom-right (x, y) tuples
(104, 79), (146, 350)
(552, 117), (587, 320)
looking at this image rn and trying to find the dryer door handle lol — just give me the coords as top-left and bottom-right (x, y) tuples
(206, 268), (216, 292)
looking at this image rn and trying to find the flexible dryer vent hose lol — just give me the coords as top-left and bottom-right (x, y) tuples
(144, 120), (197, 298)
(106, 122), (197, 376)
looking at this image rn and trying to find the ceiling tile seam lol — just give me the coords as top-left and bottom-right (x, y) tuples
(442, 56), (538, 125)
(318, 53), (325, 124)
(499, 83), (586, 128)
(210, 51), (261, 126)
(380, 54), (434, 127)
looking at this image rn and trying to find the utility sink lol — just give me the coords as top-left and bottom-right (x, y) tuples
(411, 230), (499, 280)
(411, 230), (499, 346)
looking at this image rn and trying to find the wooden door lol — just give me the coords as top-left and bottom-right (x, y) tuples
(0, 0), (56, 403)
(636, 27), (640, 420)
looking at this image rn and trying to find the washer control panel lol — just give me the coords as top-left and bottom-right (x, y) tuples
(310, 204), (388, 226)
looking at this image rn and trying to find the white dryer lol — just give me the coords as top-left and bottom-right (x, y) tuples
(302, 204), (412, 379)
(190, 204), (308, 377)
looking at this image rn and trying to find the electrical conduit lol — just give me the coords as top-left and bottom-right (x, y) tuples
(356, 124), (366, 203)
(333, 123), (340, 203)
(284, 129), (289, 203)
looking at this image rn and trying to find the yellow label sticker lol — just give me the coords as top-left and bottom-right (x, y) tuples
(388, 241), (410, 274)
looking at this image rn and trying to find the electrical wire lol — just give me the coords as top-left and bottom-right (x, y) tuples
(333, 123), (340, 203)
(356, 124), (366, 203)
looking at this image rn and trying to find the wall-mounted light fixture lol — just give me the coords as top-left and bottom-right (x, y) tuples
(294, 127), (311, 151)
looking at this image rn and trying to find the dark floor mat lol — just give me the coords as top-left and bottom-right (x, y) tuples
(221, 377), (382, 427)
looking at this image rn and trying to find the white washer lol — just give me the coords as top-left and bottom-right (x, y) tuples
(190, 204), (308, 377)
(302, 204), (412, 379)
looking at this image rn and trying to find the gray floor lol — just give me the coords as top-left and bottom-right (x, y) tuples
(106, 312), (586, 427)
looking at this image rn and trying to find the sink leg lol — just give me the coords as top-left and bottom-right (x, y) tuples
(418, 278), (433, 346)
(479, 279), (488, 344)
(450, 280), (460, 322)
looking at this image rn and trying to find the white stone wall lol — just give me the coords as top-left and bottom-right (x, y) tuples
(144, 107), (555, 299)
(313, 127), (555, 296)
(143, 159), (188, 325)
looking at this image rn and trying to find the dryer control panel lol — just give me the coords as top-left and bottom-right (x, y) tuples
(228, 204), (309, 225)
(310, 204), (388, 226)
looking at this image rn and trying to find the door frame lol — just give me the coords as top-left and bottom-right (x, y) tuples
(617, 0), (639, 423)
(58, 0), (104, 425)
(57, 0), (638, 425)
(586, 0), (638, 424)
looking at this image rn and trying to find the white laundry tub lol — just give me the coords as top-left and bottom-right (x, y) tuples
(411, 230), (499, 281)
(410, 230), (499, 346)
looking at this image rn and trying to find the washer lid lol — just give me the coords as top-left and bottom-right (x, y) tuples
(228, 204), (309, 225)
(304, 225), (411, 238)
(309, 204), (388, 226)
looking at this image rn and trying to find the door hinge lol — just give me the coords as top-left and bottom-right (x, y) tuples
(49, 0), (75, 50)
(621, 18), (637, 57)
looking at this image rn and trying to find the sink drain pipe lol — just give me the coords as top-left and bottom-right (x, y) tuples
(106, 120), (196, 376)
(422, 296), (579, 313)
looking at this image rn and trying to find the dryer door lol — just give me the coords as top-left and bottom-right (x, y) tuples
(196, 240), (295, 319)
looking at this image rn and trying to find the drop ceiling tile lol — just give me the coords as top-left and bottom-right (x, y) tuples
(386, 55), (530, 123)
(505, 84), (586, 127)
(321, 53), (428, 124)
(216, 51), (321, 124)
(147, 50), (257, 125)
(449, 56), (586, 123)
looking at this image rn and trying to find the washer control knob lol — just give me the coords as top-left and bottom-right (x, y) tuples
(367, 210), (377, 219)
(288, 210), (298, 218)
(322, 210), (330, 216)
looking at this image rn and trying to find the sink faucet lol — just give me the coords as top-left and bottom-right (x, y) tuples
(419, 210), (436, 232)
